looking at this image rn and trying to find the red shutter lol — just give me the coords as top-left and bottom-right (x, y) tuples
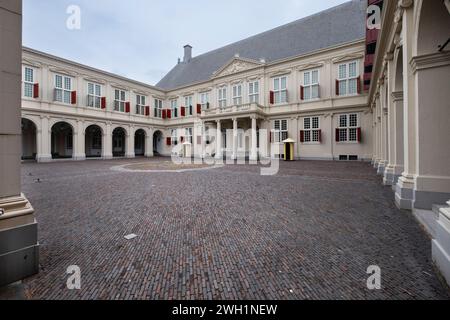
(197, 104), (202, 114)
(357, 127), (362, 143)
(125, 102), (130, 113)
(71, 91), (77, 104)
(357, 76), (361, 94)
(167, 109), (172, 119)
(336, 128), (340, 142)
(300, 130), (304, 143)
(166, 137), (171, 146)
(269, 91), (274, 104)
(181, 107), (186, 117)
(33, 83), (39, 98)
(101, 97), (106, 109)
(336, 80), (340, 96)
(300, 86), (304, 101)
(180, 136), (184, 143)
(162, 109), (167, 119)
(145, 106), (150, 116)
(318, 130), (322, 143)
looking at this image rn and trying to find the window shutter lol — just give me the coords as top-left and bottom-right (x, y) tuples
(125, 102), (130, 113)
(357, 127), (362, 143)
(318, 130), (322, 143)
(145, 106), (150, 116)
(270, 132), (273, 143)
(71, 91), (77, 104)
(300, 86), (304, 101)
(180, 136), (184, 143)
(167, 109), (172, 119)
(300, 130), (304, 143)
(357, 76), (361, 94)
(335, 128), (340, 142)
(101, 97), (106, 109)
(162, 109), (167, 119)
(317, 85), (321, 99)
(269, 91), (274, 104)
(181, 107), (186, 117)
(166, 137), (171, 146)
(335, 80), (340, 96)
(33, 83), (39, 98)
(197, 104), (202, 114)
(207, 102), (210, 109)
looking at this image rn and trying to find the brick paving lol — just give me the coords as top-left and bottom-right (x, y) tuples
(20, 158), (450, 300)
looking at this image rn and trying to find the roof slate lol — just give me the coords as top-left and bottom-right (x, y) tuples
(156, 0), (367, 90)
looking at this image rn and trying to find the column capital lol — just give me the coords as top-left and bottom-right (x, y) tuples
(398, 0), (414, 9)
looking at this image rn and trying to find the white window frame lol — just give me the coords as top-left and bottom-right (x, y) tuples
(218, 87), (227, 108)
(136, 94), (146, 115)
(337, 61), (359, 96)
(200, 92), (210, 110)
(303, 70), (320, 101)
(232, 83), (242, 106)
(55, 74), (73, 104)
(248, 80), (259, 104)
(114, 89), (126, 112)
(154, 99), (163, 118)
(171, 99), (178, 118)
(185, 128), (193, 144)
(23, 66), (35, 98)
(87, 82), (102, 108)
(273, 76), (288, 104)
(273, 119), (288, 143)
(171, 129), (178, 145)
(303, 116), (321, 143)
(338, 113), (359, 143)
(184, 96), (193, 115)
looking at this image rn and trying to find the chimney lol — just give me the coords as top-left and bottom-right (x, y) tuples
(183, 44), (192, 63)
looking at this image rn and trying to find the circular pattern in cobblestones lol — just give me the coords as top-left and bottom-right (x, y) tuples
(111, 160), (224, 173)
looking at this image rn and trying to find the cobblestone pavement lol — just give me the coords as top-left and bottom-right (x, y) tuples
(20, 158), (450, 300)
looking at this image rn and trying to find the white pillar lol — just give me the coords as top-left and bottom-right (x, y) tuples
(0, 0), (38, 287)
(104, 123), (113, 159)
(250, 117), (257, 161)
(145, 129), (154, 158)
(232, 118), (238, 160)
(126, 127), (135, 158)
(201, 122), (206, 159)
(37, 116), (52, 162)
(74, 120), (86, 161)
(215, 120), (222, 159)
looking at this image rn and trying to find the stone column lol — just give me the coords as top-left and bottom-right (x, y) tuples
(126, 127), (135, 158)
(432, 201), (450, 287)
(104, 123), (113, 159)
(395, 3), (416, 210)
(215, 120), (222, 160)
(201, 121), (206, 159)
(232, 118), (238, 160)
(250, 117), (257, 161)
(145, 129), (153, 158)
(37, 116), (51, 162)
(0, 0), (39, 287)
(73, 120), (86, 161)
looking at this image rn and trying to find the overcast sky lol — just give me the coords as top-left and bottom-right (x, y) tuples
(23, 0), (349, 85)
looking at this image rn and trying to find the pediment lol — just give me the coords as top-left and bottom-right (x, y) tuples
(332, 52), (364, 64)
(213, 58), (263, 78)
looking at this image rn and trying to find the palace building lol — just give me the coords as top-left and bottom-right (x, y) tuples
(12, 0), (450, 285)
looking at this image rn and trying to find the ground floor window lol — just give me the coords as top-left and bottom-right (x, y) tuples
(273, 119), (288, 143)
(337, 113), (359, 142)
(303, 117), (321, 143)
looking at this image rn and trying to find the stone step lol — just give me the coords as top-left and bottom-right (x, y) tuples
(432, 205), (446, 218)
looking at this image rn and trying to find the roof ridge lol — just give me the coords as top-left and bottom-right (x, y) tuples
(185, 0), (358, 63)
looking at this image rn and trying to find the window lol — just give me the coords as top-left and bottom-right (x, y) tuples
(232, 84), (242, 106)
(338, 61), (359, 96)
(154, 99), (163, 118)
(185, 96), (193, 115)
(87, 82), (101, 108)
(273, 76), (288, 104)
(171, 99), (178, 118)
(338, 114), (359, 142)
(171, 129), (178, 145)
(24, 67), (34, 98)
(55, 74), (72, 104)
(273, 120), (288, 143)
(114, 89), (126, 112)
(248, 81), (259, 103)
(218, 87), (227, 108)
(200, 92), (210, 110)
(185, 128), (193, 144)
(136, 95), (146, 115)
(303, 117), (320, 143)
(303, 70), (319, 100)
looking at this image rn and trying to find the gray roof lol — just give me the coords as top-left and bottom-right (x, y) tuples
(156, 0), (367, 90)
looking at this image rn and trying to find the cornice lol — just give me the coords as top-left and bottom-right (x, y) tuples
(391, 91), (404, 102)
(410, 51), (450, 74)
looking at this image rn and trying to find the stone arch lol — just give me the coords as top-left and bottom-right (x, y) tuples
(51, 121), (74, 159)
(134, 128), (147, 156)
(21, 118), (38, 160)
(394, 47), (403, 92)
(85, 124), (103, 158)
(112, 127), (127, 157)
(153, 130), (164, 156)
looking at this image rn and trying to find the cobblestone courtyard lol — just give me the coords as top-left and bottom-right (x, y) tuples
(20, 158), (449, 300)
